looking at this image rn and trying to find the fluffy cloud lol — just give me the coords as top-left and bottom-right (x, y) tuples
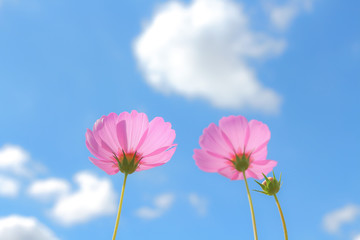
(49, 171), (117, 226)
(0, 175), (19, 197)
(265, 0), (313, 30)
(0, 215), (59, 240)
(188, 193), (208, 216)
(0, 144), (44, 177)
(135, 193), (175, 219)
(134, 0), (285, 113)
(0, 144), (30, 176)
(27, 178), (70, 201)
(323, 204), (360, 234)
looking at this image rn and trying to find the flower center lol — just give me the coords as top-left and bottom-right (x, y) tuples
(232, 153), (251, 172)
(113, 150), (142, 174)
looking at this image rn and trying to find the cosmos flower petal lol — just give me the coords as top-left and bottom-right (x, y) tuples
(126, 111), (149, 152)
(85, 129), (113, 159)
(89, 157), (119, 175)
(194, 115), (276, 180)
(116, 120), (128, 153)
(218, 166), (241, 180)
(86, 111), (176, 175)
(143, 144), (175, 158)
(138, 117), (175, 156)
(94, 112), (120, 152)
(245, 169), (262, 179)
(219, 115), (249, 153)
(138, 147), (176, 171)
(136, 162), (164, 171)
(245, 120), (271, 154)
(193, 149), (228, 172)
(92, 116), (116, 153)
(199, 123), (234, 159)
(251, 145), (267, 161)
(250, 160), (278, 178)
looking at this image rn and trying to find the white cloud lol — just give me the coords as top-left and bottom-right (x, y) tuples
(134, 0), (285, 114)
(49, 171), (117, 226)
(188, 193), (208, 216)
(0, 175), (19, 197)
(0, 144), (30, 176)
(265, 0), (313, 30)
(354, 234), (360, 240)
(0, 176), (20, 197)
(135, 193), (175, 220)
(0, 215), (59, 240)
(0, 144), (45, 177)
(323, 204), (360, 234)
(27, 178), (70, 201)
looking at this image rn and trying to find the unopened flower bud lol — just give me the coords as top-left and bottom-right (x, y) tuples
(262, 177), (273, 185)
(255, 172), (282, 196)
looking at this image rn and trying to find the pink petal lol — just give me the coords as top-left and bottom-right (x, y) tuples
(251, 145), (267, 161)
(116, 120), (128, 152)
(193, 149), (228, 172)
(244, 169), (262, 179)
(87, 113), (127, 157)
(199, 123), (234, 160)
(85, 129), (113, 160)
(245, 120), (270, 154)
(94, 113), (120, 152)
(249, 160), (277, 179)
(136, 162), (164, 171)
(140, 147), (176, 166)
(116, 111), (149, 153)
(89, 157), (119, 175)
(218, 166), (241, 180)
(137, 117), (175, 156)
(219, 115), (249, 153)
(143, 145), (175, 158)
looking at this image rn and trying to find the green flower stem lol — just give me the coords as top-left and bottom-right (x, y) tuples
(112, 173), (128, 240)
(274, 194), (288, 240)
(242, 171), (258, 240)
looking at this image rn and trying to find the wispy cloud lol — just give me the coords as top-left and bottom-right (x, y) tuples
(354, 234), (360, 240)
(323, 204), (360, 234)
(135, 193), (175, 220)
(0, 215), (59, 240)
(48, 171), (117, 226)
(27, 178), (70, 201)
(0, 144), (31, 176)
(0, 175), (19, 197)
(0, 144), (45, 178)
(264, 0), (313, 31)
(28, 171), (117, 226)
(134, 0), (285, 114)
(188, 193), (208, 216)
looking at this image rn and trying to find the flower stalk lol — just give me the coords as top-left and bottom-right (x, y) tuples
(274, 194), (288, 240)
(254, 172), (288, 240)
(243, 171), (258, 240)
(112, 173), (128, 240)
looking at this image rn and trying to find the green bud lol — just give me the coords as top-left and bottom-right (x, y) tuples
(254, 171), (282, 196)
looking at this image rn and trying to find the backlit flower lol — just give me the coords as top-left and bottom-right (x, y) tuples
(86, 110), (176, 175)
(193, 115), (277, 180)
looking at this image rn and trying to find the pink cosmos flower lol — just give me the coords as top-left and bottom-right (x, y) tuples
(86, 110), (176, 175)
(193, 115), (277, 180)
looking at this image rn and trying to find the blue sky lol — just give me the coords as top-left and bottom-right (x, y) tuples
(0, 0), (359, 239)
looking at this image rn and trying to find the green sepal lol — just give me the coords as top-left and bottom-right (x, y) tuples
(254, 180), (266, 191)
(254, 172), (282, 196)
(253, 190), (268, 195)
(233, 153), (250, 172)
(113, 150), (140, 175)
